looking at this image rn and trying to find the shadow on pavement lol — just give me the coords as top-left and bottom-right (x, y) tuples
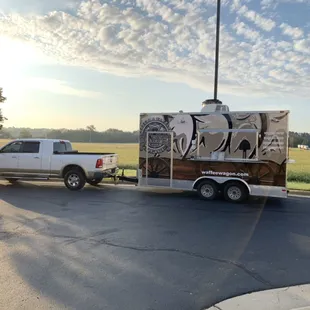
(1, 181), (310, 310)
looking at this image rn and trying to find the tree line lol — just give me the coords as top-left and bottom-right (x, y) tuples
(1, 126), (139, 143)
(289, 132), (310, 148)
(1, 126), (310, 147)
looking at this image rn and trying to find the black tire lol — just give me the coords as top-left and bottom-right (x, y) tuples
(64, 169), (86, 191)
(6, 178), (19, 183)
(197, 180), (219, 201)
(87, 177), (103, 186)
(223, 181), (248, 203)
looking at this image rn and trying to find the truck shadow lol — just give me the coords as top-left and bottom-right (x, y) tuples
(1, 182), (310, 309)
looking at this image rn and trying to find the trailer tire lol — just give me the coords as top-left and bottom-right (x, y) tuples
(223, 181), (248, 203)
(197, 180), (219, 201)
(87, 177), (103, 186)
(64, 169), (86, 191)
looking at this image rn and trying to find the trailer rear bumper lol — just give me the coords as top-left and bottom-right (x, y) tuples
(248, 185), (288, 198)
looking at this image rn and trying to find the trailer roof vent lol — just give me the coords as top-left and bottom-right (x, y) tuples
(201, 99), (229, 113)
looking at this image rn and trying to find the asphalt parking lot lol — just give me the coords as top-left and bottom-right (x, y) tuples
(1, 181), (310, 310)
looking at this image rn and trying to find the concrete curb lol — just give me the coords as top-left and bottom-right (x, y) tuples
(205, 284), (310, 310)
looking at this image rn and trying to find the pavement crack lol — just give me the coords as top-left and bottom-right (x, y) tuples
(3, 225), (271, 288)
(88, 239), (273, 287)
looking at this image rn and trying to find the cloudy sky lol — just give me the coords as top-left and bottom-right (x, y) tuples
(0, 0), (309, 131)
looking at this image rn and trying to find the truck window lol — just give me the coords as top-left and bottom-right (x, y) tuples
(0, 141), (23, 153)
(21, 142), (40, 153)
(53, 142), (73, 153)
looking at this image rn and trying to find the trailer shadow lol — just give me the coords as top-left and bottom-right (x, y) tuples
(1, 181), (310, 309)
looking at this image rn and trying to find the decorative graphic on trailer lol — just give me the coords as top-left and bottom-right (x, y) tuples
(139, 111), (288, 187)
(139, 117), (172, 154)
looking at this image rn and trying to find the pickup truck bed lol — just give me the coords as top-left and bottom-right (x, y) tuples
(54, 152), (115, 155)
(0, 139), (118, 190)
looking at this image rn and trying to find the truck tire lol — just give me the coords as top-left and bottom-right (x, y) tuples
(197, 180), (219, 201)
(223, 181), (248, 203)
(87, 177), (103, 186)
(64, 169), (86, 191)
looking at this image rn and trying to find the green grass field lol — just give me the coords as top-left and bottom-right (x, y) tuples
(1, 139), (310, 190)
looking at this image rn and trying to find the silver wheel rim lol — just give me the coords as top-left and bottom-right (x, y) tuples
(201, 184), (215, 198)
(68, 174), (80, 187)
(227, 186), (242, 201)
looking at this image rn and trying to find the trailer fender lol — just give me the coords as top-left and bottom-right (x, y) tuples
(192, 177), (251, 195)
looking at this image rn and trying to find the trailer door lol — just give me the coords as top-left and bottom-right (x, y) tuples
(143, 131), (173, 188)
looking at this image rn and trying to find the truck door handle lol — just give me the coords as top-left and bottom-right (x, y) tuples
(12, 156), (17, 159)
(34, 156), (40, 159)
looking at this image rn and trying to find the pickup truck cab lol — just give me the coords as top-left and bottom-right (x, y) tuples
(0, 139), (118, 190)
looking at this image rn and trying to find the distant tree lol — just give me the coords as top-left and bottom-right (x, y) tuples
(19, 129), (32, 139)
(0, 88), (7, 130)
(86, 125), (96, 131)
(86, 125), (96, 142)
(0, 129), (11, 139)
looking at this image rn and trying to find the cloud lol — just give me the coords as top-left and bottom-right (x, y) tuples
(294, 39), (310, 54)
(261, 0), (310, 9)
(237, 5), (276, 31)
(25, 78), (103, 99)
(0, 0), (309, 99)
(232, 21), (261, 41)
(280, 23), (304, 39)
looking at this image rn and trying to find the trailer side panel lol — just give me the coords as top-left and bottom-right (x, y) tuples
(139, 111), (289, 196)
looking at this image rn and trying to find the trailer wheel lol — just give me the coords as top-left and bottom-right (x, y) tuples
(87, 177), (103, 186)
(197, 180), (219, 201)
(223, 182), (248, 203)
(64, 169), (86, 191)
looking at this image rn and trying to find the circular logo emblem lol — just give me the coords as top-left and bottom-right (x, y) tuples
(140, 118), (171, 154)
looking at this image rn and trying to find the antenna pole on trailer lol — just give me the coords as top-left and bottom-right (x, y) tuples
(214, 0), (221, 101)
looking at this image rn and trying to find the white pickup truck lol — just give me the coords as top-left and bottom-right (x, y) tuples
(0, 139), (118, 190)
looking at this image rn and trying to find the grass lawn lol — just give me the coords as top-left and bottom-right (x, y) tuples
(287, 182), (310, 191)
(1, 139), (310, 191)
(72, 142), (138, 168)
(288, 148), (310, 173)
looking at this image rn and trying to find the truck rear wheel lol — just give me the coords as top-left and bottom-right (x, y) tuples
(197, 180), (219, 201)
(87, 177), (103, 186)
(223, 182), (248, 203)
(64, 169), (86, 191)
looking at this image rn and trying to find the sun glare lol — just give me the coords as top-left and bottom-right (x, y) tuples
(0, 36), (49, 89)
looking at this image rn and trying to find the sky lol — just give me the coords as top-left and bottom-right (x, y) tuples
(0, 0), (309, 132)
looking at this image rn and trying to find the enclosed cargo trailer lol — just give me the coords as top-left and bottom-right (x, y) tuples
(135, 103), (289, 202)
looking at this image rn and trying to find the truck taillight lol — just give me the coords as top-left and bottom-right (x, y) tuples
(96, 158), (103, 168)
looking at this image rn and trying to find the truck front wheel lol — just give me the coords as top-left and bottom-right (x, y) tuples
(87, 177), (103, 186)
(64, 169), (86, 191)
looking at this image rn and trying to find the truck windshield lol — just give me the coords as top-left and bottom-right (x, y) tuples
(53, 141), (73, 153)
